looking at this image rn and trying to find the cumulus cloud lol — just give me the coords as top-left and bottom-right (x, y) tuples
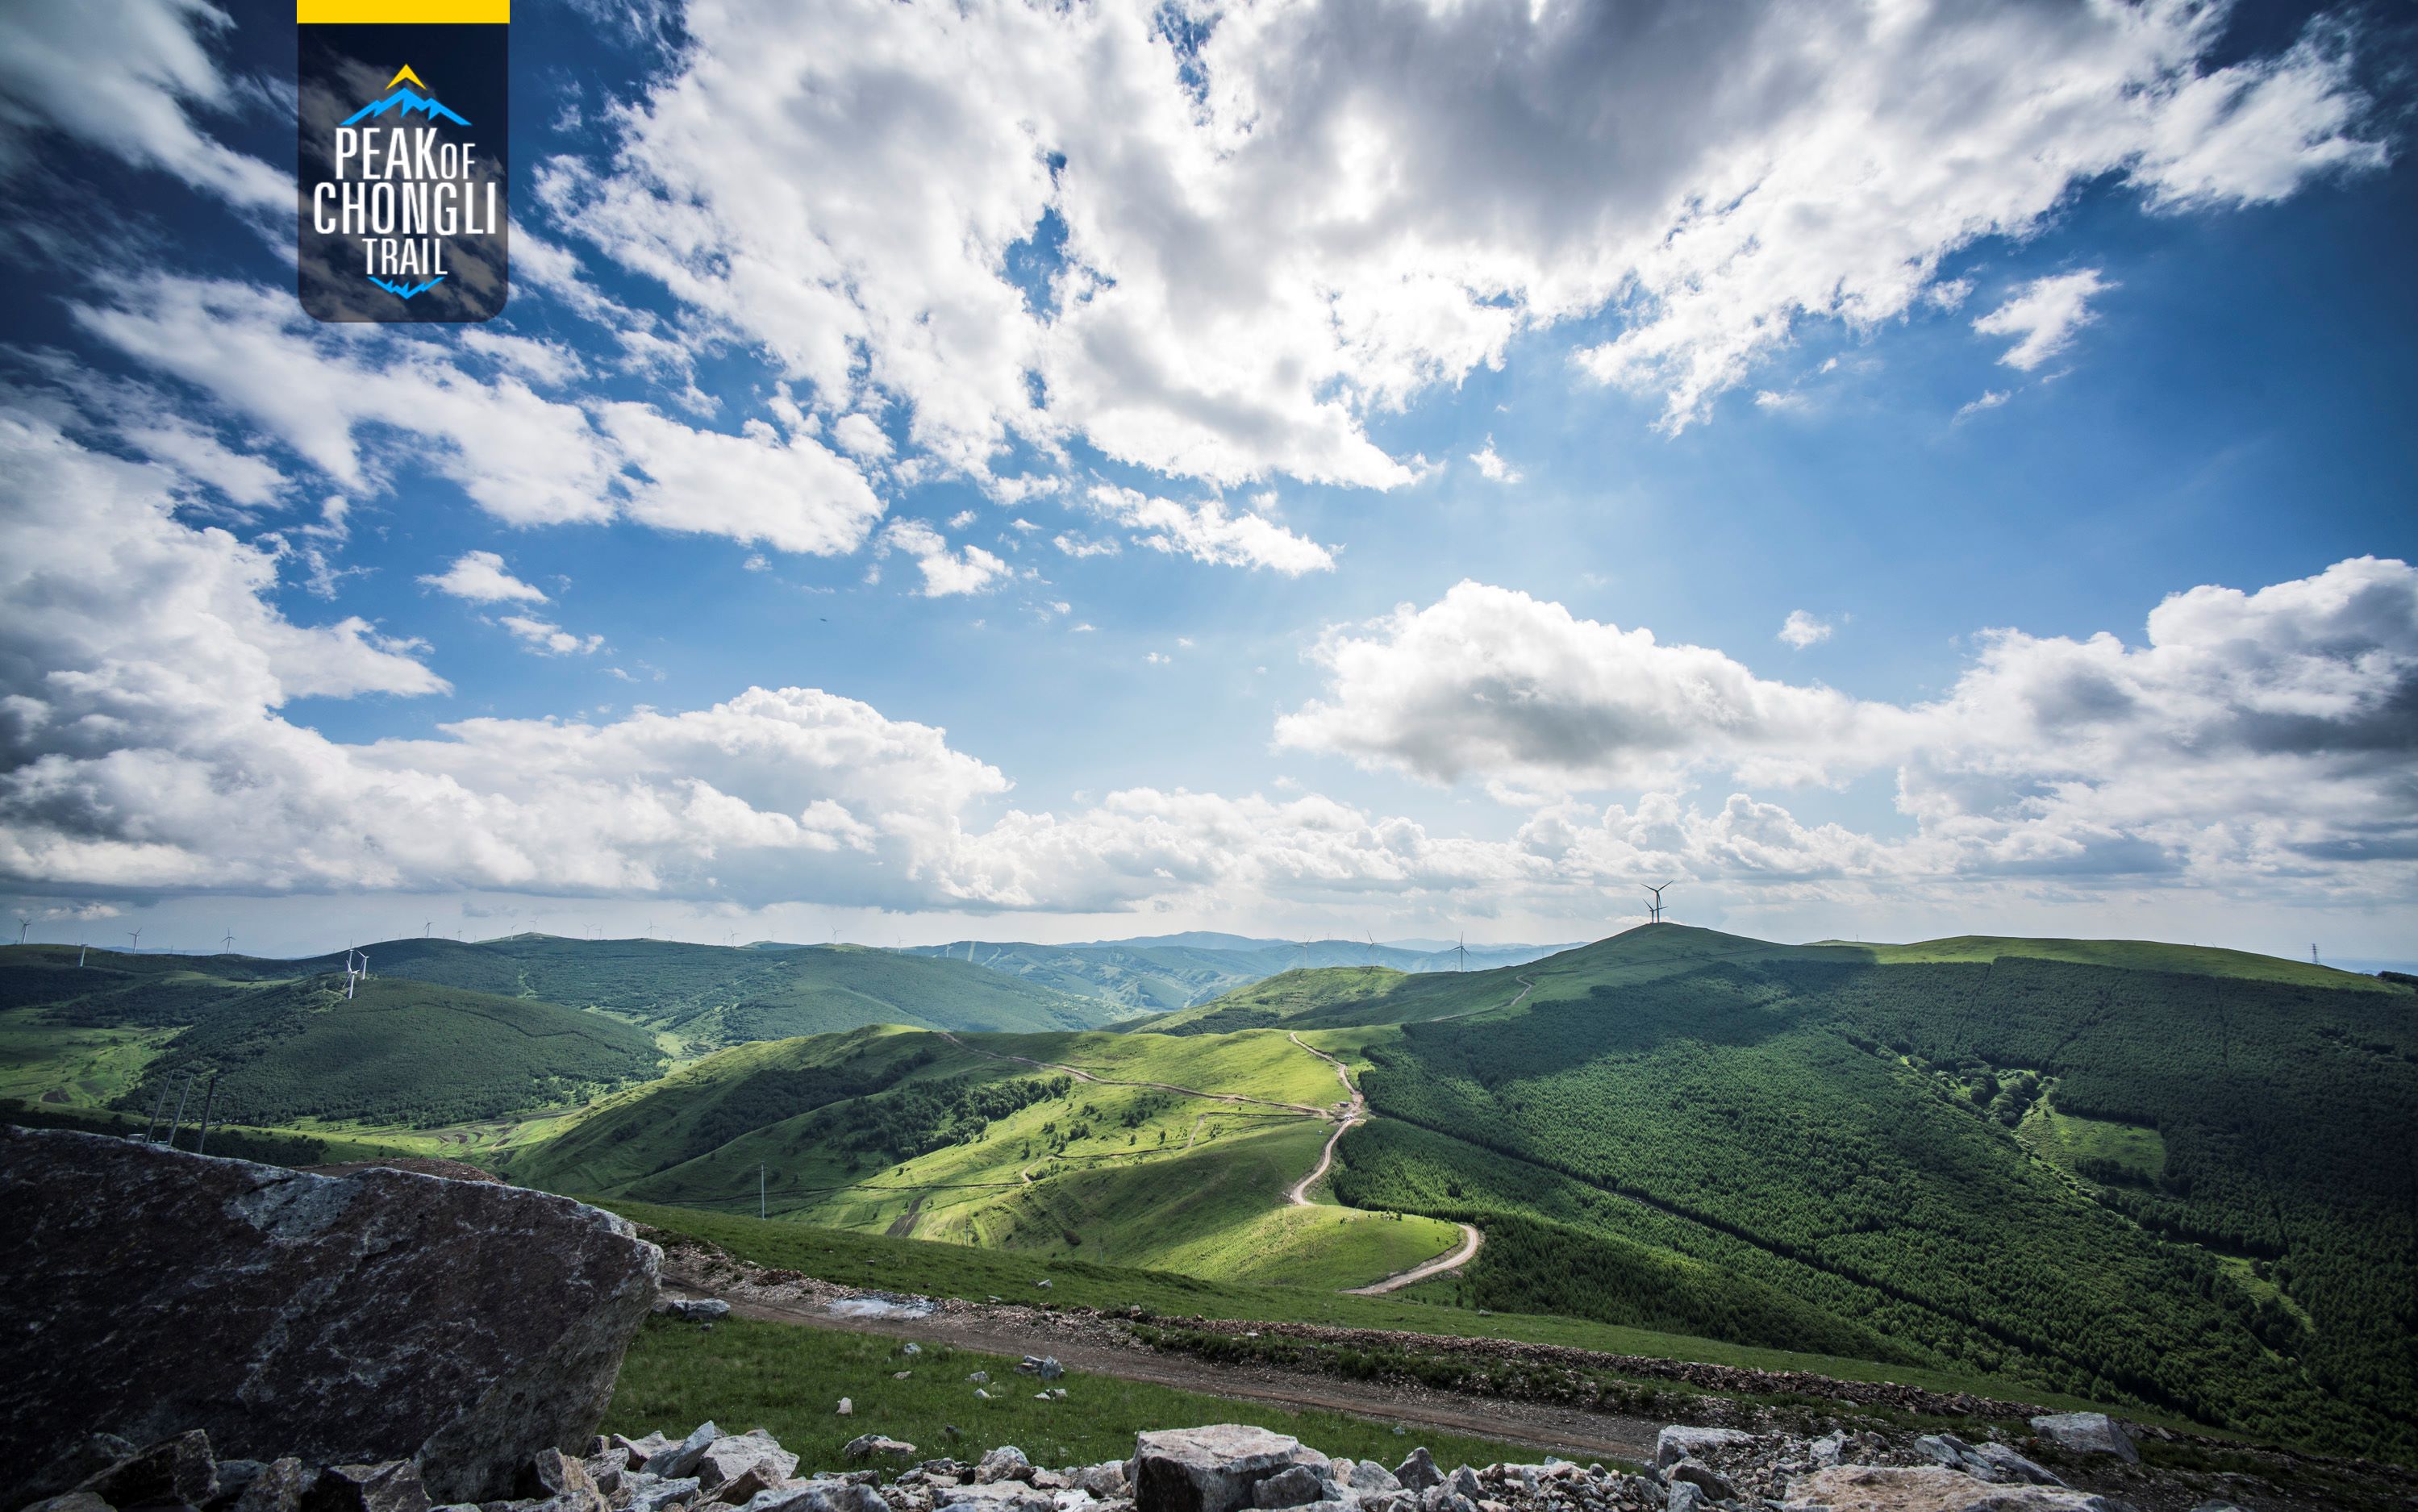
(1778, 610), (1832, 649)
(421, 551), (549, 605)
(1955, 389), (2012, 422)
(499, 614), (605, 656)
(1470, 439), (1522, 483)
(1278, 561), (2418, 894)
(541, 0), (2382, 481)
(1082, 485), (1336, 575)
(880, 520), (1012, 598)
(1974, 270), (2114, 371)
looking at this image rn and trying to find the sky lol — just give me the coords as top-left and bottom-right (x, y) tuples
(1, 0), (2414, 961)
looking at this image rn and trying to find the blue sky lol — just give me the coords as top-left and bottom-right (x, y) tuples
(2, 0), (2413, 960)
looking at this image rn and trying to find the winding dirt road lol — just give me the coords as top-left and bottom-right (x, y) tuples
(1347, 1223), (1483, 1295)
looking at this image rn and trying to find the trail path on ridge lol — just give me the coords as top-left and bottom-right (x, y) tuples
(1283, 1031), (1483, 1292)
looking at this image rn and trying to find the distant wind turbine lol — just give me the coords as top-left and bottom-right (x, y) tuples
(221, 929), (235, 953)
(15, 916), (29, 946)
(1365, 930), (1376, 967)
(1457, 931), (1466, 973)
(127, 927), (142, 952)
(1640, 881), (1674, 925)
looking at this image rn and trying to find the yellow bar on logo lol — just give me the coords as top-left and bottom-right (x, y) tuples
(297, 0), (509, 21)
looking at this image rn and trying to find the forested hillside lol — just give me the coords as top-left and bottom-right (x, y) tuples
(1324, 933), (2416, 1456)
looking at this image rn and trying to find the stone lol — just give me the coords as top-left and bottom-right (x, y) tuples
(0, 1129), (661, 1506)
(902, 1344), (922, 1356)
(212, 1460), (272, 1509)
(1074, 1467), (1129, 1499)
(655, 1299), (732, 1324)
(1015, 1357), (1065, 1381)
(24, 1434), (144, 1502)
(1392, 1452), (1443, 1493)
(629, 1477), (702, 1512)
(1651, 1430), (1751, 1472)
(973, 1449), (1032, 1486)
(1810, 1434), (1848, 1468)
(938, 1487), (1052, 1512)
(846, 1439), (921, 1464)
(1347, 1463), (1401, 1495)
(1132, 1428), (1327, 1512)
(1663, 1485), (1707, 1512)
(20, 1496), (115, 1512)
(77, 1430), (219, 1509)
(2024, 1416), (2137, 1466)
(1779, 1466), (2128, 1510)
(1444, 1470), (1481, 1504)
(1969, 1445), (2060, 1488)
(1249, 1468), (1330, 1510)
(656, 1427), (727, 1483)
(966, 1374), (990, 1385)
(698, 1435), (799, 1492)
(1663, 1462), (1732, 1502)
(523, 1447), (611, 1512)
(838, 1403), (854, 1418)
(304, 1462), (431, 1512)
(231, 1460), (319, 1512)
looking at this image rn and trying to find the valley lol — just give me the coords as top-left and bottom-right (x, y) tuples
(2, 922), (2412, 1464)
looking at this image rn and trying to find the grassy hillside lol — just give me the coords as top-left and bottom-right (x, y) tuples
(1320, 927), (2417, 1456)
(120, 976), (664, 1127)
(906, 937), (1578, 1018)
(294, 936), (1118, 1052)
(518, 1024), (1455, 1290)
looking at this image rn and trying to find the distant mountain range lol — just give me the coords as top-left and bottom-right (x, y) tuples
(898, 935), (1579, 1015)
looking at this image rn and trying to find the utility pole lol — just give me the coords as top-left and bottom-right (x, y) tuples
(144, 1079), (173, 1142)
(165, 1073), (195, 1151)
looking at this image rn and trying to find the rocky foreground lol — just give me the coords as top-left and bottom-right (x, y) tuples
(12, 1411), (2229, 1512)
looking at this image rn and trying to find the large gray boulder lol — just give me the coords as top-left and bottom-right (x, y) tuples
(1132, 1427), (1328, 1512)
(2025, 1415), (2138, 1465)
(1653, 1427), (1753, 1469)
(0, 1127), (661, 1506)
(1780, 1466), (2128, 1510)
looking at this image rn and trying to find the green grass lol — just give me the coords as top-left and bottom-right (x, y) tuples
(2016, 1092), (2167, 1185)
(1842, 935), (2400, 993)
(598, 1201), (2147, 1416)
(0, 1009), (172, 1107)
(607, 1316), (1545, 1472)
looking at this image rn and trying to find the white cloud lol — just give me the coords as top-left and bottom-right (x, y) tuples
(600, 404), (886, 556)
(1956, 389), (2012, 421)
(1082, 485), (1336, 576)
(1778, 610), (1832, 649)
(1277, 561), (2418, 896)
(948, 510), (979, 530)
(0, 0), (285, 211)
(499, 614), (605, 656)
(544, 0), (2381, 480)
(832, 412), (895, 460)
(1054, 532), (1121, 560)
(1469, 439), (1522, 483)
(1974, 270), (2114, 372)
(420, 551), (550, 605)
(880, 520), (1011, 598)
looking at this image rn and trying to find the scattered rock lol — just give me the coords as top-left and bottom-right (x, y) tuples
(520, 1447), (609, 1512)
(19, 1495), (114, 1512)
(977, 1447), (1034, 1485)
(230, 1458), (318, 1512)
(838, 1402), (856, 1418)
(1249, 1466), (1331, 1509)
(1780, 1465), (2127, 1510)
(0, 1128), (661, 1505)
(698, 1431), (801, 1492)
(848, 1438), (921, 1464)
(302, 1460), (431, 1512)
(1073, 1465), (1130, 1498)
(657, 1298), (733, 1323)
(655, 1424), (726, 1481)
(631, 1476), (704, 1512)
(1664, 1485), (1709, 1512)
(1015, 1357), (1065, 1381)
(966, 1373), (990, 1385)
(1663, 1460), (1733, 1502)
(2024, 1415), (2137, 1465)
(1346, 1462), (1400, 1495)
(1653, 1428), (1753, 1470)
(1133, 1426), (1328, 1512)
(1392, 1451), (1443, 1493)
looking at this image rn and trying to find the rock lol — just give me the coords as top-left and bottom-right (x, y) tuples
(1411, 1489), (1474, 1512)
(1780, 1466), (2128, 1510)
(655, 1427), (726, 1482)
(838, 1402), (855, 1418)
(1073, 1467), (1129, 1499)
(519, 1448), (610, 1512)
(1663, 1462), (1732, 1502)
(655, 1300), (732, 1323)
(1249, 1468), (1330, 1510)
(77, 1430), (219, 1508)
(0, 1129), (661, 1506)
(902, 1344), (922, 1356)
(966, 1374), (990, 1385)
(975, 1391), (992, 1401)
(1443, 1469), (1481, 1504)
(1346, 1464), (1400, 1495)
(1035, 1281), (1052, 1290)
(1652, 1430), (1751, 1472)
(2024, 1416), (2137, 1465)
(2187, 1504), (2247, 1511)
(977, 1449), (1034, 1486)
(231, 1460), (319, 1512)
(938, 1487), (1052, 1512)
(303, 1462), (431, 1512)
(615, 1437), (674, 1472)
(1132, 1427), (1327, 1512)
(846, 1439), (921, 1464)
(629, 1477), (702, 1512)
(1392, 1452), (1443, 1493)
(25, 1435), (144, 1502)
(698, 1435), (799, 1492)
(1970, 1445), (2061, 1488)
(1015, 1358), (1065, 1381)
(1663, 1485), (1708, 1512)
(585, 1449), (632, 1494)
(20, 1495), (115, 1512)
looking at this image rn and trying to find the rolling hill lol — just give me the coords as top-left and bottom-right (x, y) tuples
(902, 934), (1577, 1016)
(510, 923), (2418, 1459)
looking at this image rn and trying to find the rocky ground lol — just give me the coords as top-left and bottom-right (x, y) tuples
(25, 1409), (2389, 1512)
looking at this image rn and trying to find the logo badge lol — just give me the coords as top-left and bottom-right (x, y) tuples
(297, 4), (510, 322)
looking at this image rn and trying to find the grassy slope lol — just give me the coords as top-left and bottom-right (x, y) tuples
(609, 1317), (1541, 1474)
(1841, 935), (2398, 992)
(602, 1202), (2146, 1416)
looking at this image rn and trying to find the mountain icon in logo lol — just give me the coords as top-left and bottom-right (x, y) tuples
(342, 65), (470, 127)
(369, 275), (447, 300)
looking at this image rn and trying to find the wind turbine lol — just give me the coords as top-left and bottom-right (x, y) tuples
(127, 927), (142, 952)
(1366, 930), (1376, 967)
(1640, 881), (1674, 924)
(1457, 931), (1466, 973)
(15, 916), (29, 946)
(221, 929), (235, 954)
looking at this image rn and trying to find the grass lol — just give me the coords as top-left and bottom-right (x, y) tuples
(2016, 1091), (2167, 1185)
(599, 1202), (2151, 1418)
(1846, 935), (2399, 993)
(0, 1009), (171, 1106)
(607, 1316), (1545, 1473)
